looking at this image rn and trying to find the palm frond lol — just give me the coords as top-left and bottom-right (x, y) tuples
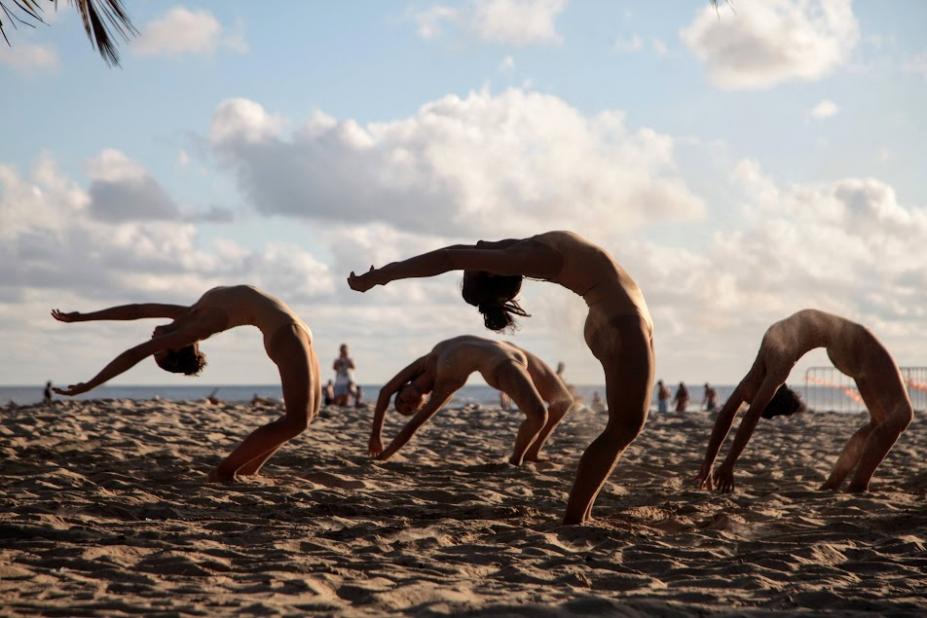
(0, 0), (136, 66)
(68, 0), (136, 66)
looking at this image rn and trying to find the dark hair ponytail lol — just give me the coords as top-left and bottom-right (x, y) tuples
(462, 270), (530, 331)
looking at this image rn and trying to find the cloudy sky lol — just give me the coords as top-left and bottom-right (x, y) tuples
(2, 0), (926, 387)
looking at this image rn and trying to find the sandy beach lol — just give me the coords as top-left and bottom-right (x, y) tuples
(1, 398), (925, 616)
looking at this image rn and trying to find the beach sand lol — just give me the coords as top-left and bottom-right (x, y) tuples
(1, 398), (925, 616)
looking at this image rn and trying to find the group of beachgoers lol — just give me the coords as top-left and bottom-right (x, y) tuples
(50, 230), (914, 524)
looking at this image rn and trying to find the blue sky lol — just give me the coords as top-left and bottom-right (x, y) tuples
(2, 1), (926, 387)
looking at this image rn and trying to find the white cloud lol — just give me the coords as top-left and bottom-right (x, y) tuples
(810, 99), (839, 119)
(132, 7), (248, 58)
(0, 43), (59, 72)
(209, 89), (705, 238)
(903, 52), (927, 78)
(614, 34), (643, 53)
(498, 55), (515, 71)
(0, 155), (333, 303)
(416, 0), (567, 46)
(85, 150), (179, 222)
(652, 38), (668, 57)
(680, 0), (859, 90)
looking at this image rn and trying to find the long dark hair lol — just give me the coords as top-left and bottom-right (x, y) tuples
(760, 385), (805, 419)
(461, 270), (530, 331)
(155, 345), (207, 376)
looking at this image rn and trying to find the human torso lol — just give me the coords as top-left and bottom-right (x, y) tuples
(759, 309), (900, 384)
(191, 285), (311, 344)
(334, 356), (354, 384)
(428, 336), (527, 389)
(506, 342), (572, 404)
(530, 231), (653, 333)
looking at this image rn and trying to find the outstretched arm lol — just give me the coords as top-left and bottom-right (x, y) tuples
(377, 389), (455, 461)
(696, 382), (746, 489)
(368, 357), (426, 456)
(52, 304), (188, 323)
(713, 374), (783, 492)
(347, 239), (561, 292)
(53, 330), (199, 396)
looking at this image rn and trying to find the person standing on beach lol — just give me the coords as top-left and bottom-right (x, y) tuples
(333, 344), (355, 406)
(696, 309), (913, 494)
(50, 285), (321, 482)
(348, 230), (654, 524)
(656, 379), (670, 413)
(673, 382), (689, 412)
(43, 381), (53, 404)
(702, 383), (718, 412)
(369, 336), (576, 465)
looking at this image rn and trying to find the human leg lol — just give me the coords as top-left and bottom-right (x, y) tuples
(493, 363), (549, 465)
(210, 326), (318, 481)
(562, 315), (654, 524)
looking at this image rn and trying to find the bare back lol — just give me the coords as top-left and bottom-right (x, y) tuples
(757, 309), (907, 420)
(427, 336), (527, 390)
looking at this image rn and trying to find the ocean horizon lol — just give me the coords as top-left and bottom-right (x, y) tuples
(2, 383), (906, 413)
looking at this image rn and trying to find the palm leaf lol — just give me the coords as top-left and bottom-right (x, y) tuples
(0, 0), (136, 66)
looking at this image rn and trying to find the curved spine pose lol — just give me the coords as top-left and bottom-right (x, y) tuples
(51, 285), (321, 482)
(348, 230), (654, 524)
(696, 309), (913, 493)
(369, 335), (576, 464)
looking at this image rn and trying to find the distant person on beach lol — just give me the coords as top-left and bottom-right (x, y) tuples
(50, 285), (320, 482)
(323, 380), (335, 406)
(43, 381), (53, 404)
(656, 379), (670, 413)
(368, 336), (576, 465)
(556, 361), (580, 399)
(333, 344), (355, 406)
(349, 230), (654, 524)
(206, 388), (220, 406)
(696, 309), (913, 494)
(702, 383), (718, 412)
(673, 382), (689, 412)
(353, 384), (364, 408)
(590, 391), (605, 413)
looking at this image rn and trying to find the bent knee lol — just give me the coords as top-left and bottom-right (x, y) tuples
(278, 414), (309, 437)
(606, 410), (646, 441)
(882, 405), (913, 433)
(524, 405), (548, 427)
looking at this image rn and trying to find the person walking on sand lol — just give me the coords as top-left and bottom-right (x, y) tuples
(673, 382), (689, 412)
(369, 336), (576, 465)
(702, 383), (718, 412)
(696, 309), (913, 494)
(656, 379), (670, 413)
(51, 285), (321, 482)
(348, 230), (654, 525)
(333, 344), (355, 406)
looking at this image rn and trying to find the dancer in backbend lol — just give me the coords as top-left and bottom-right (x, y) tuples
(51, 285), (320, 482)
(368, 336), (576, 465)
(348, 230), (654, 524)
(696, 309), (913, 493)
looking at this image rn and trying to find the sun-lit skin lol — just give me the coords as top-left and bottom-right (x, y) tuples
(349, 230), (654, 525)
(368, 336), (576, 466)
(51, 285), (321, 483)
(696, 309), (914, 494)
